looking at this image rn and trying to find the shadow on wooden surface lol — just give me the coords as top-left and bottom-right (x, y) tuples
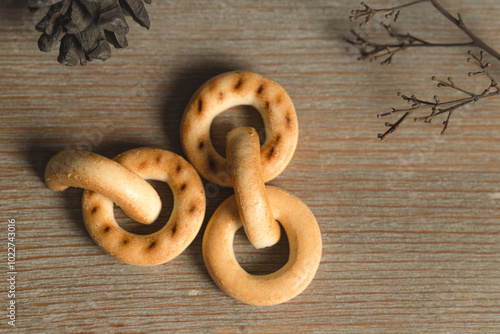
(0, 0), (29, 11)
(160, 58), (245, 155)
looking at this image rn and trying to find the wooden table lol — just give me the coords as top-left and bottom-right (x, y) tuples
(1, 0), (500, 332)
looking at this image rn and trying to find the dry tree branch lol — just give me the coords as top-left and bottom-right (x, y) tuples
(347, 0), (500, 139)
(377, 51), (499, 140)
(346, 23), (474, 65)
(349, 0), (428, 27)
(347, 0), (500, 64)
(428, 0), (500, 61)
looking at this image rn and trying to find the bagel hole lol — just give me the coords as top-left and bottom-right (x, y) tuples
(210, 105), (265, 158)
(113, 180), (174, 235)
(233, 223), (289, 275)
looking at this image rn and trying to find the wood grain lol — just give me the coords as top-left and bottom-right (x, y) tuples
(1, 0), (500, 332)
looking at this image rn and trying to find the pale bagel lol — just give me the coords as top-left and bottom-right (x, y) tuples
(45, 149), (162, 225)
(203, 186), (322, 306)
(226, 127), (280, 249)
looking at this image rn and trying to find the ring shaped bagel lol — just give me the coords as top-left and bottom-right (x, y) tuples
(226, 127), (280, 249)
(181, 71), (299, 187)
(202, 186), (322, 306)
(45, 150), (161, 225)
(82, 148), (206, 266)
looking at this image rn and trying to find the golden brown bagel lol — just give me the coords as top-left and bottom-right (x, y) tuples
(82, 148), (206, 266)
(181, 71), (299, 187)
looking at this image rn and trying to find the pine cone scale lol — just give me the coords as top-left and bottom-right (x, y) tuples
(98, 4), (129, 36)
(64, 1), (94, 34)
(38, 18), (64, 52)
(58, 34), (86, 66)
(121, 0), (150, 29)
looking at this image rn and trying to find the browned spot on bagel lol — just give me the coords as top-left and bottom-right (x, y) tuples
(267, 135), (281, 159)
(198, 140), (204, 150)
(122, 239), (129, 245)
(257, 84), (265, 95)
(87, 191), (95, 198)
(267, 146), (275, 159)
(91, 206), (99, 214)
(234, 78), (243, 90)
(265, 101), (270, 110)
(156, 154), (162, 164)
(208, 81), (218, 92)
(103, 226), (111, 233)
(176, 164), (182, 173)
(198, 99), (203, 113)
(189, 205), (197, 213)
(285, 113), (292, 128)
(171, 224), (177, 234)
(180, 183), (187, 191)
(276, 94), (283, 104)
(138, 160), (148, 170)
(208, 156), (216, 171)
(218, 91), (224, 101)
(148, 241), (157, 250)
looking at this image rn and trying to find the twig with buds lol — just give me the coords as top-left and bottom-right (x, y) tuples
(349, 0), (426, 27)
(346, 23), (474, 65)
(347, 0), (500, 139)
(377, 51), (499, 140)
(348, 0), (500, 63)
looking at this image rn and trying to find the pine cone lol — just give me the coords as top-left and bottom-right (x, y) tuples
(28, 0), (152, 66)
